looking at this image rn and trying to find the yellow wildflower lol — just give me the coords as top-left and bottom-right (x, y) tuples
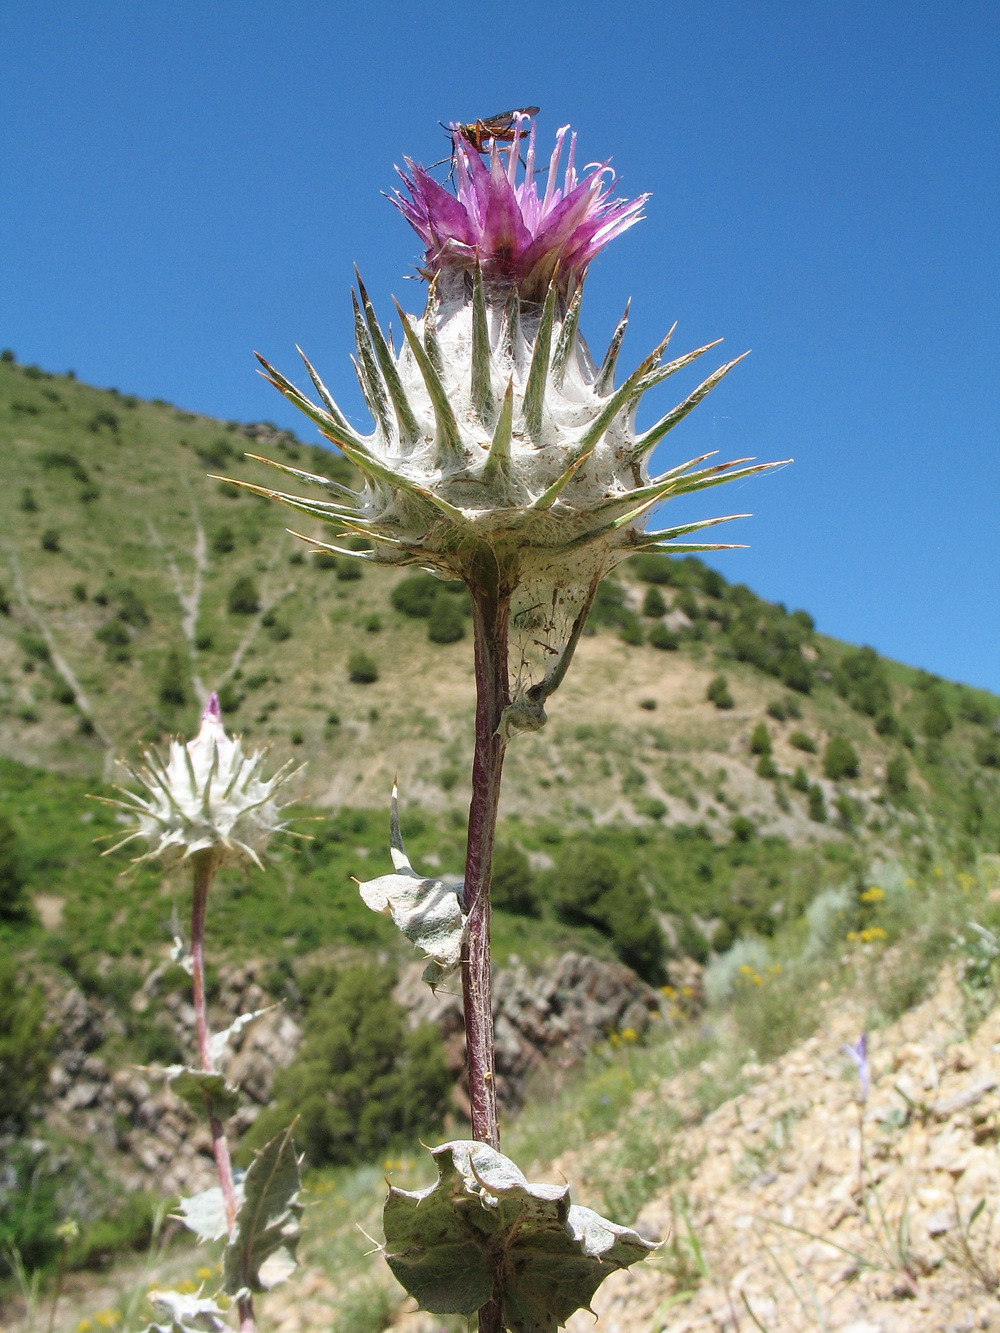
(860, 886), (885, 903)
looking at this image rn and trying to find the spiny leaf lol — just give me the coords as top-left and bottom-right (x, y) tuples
(551, 284), (584, 388)
(209, 1007), (276, 1069)
(295, 346), (352, 433)
(383, 1141), (657, 1331)
(144, 1290), (227, 1333)
(521, 277), (558, 441)
(174, 1183), (244, 1243)
(351, 292), (394, 440)
(482, 379), (514, 485)
(164, 1067), (241, 1120)
(356, 784), (466, 989)
(222, 1124), (302, 1297)
(355, 269), (421, 446)
(242, 452), (358, 501)
(632, 352), (749, 461)
(594, 299), (630, 394)
(394, 300), (465, 467)
(470, 265), (494, 423)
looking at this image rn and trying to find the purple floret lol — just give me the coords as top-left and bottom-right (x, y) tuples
(391, 118), (647, 300)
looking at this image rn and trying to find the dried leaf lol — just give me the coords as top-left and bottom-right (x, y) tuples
(383, 1140), (658, 1331)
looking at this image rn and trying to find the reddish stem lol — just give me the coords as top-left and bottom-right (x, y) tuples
(461, 581), (510, 1155)
(190, 851), (256, 1333)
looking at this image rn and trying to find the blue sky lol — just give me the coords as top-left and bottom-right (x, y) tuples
(3, 1), (998, 691)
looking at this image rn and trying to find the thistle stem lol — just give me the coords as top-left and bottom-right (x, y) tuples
(461, 579), (511, 1155)
(190, 851), (256, 1333)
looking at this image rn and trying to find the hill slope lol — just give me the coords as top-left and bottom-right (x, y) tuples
(2, 353), (998, 848)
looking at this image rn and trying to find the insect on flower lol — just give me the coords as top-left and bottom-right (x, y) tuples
(454, 106), (539, 152)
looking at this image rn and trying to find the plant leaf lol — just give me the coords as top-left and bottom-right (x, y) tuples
(209, 1007), (276, 1070)
(174, 1183), (244, 1242)
(144, 1291), (227, 1333)
(356, 784), (466, 989)
(383, 1140), (658, 1331)
(222, 1125), (302, 1296)
(163, 1067), (241, 1120)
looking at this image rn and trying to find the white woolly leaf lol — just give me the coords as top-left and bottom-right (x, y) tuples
(209, 1006), (276, 1068)
(357, 785), (466, 990)
(383, 1140), (658, 1331)
(174, 1183), (244, 1242)
(222, 1124), (302, 1296)
(143, 1290), (227, 1333)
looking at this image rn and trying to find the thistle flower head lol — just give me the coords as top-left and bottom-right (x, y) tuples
(229, 120), (789, 732)
(102, 693), (298, 869)
(393, 118), (647, 300)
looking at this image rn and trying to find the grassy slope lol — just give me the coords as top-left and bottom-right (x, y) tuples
(2, 355), (999, 971)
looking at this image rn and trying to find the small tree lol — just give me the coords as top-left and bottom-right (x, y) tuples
(227, 575), (260, 615)
(641, 586), (667, 618)
(648, 623), (679, 650)
(707, 675), (734, 709)
(158, 646), (188, 707)
(749, 721), (771, 755)
(808, 783), (827, 822)
(427, 591), (466, 643)
(490, 844), (541, 917)
(823, 735), (860, 780)
(348, 650), (379, 684)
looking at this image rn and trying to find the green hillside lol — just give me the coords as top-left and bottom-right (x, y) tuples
(2, 352), (1000, 1291)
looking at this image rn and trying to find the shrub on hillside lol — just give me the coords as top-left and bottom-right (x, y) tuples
(791, 766), (810, 793)
(547, 843), (664, 983)
(391, 573), (441, 618)
(641, 586), (667, 618)
(240, 965), (451, 1169)
(211, 525), (235, 554)
(0, 817), (29, 923)
(227, 575), (260, 615)
(628, 553), (674, 585)
(348, 650), (379, 684)
(0, 958), (53, 1129)
(808, 783), (827, 822)
(749, 722), (771, 755)
(922, 689), (953, 739)
(648, 624), (679, 651)
(707, 675), (734, 710)
(823, 735), (860, 780)
(974, 735), (1000, 768)
(491, 844), (541, 917)
(834, 645), (892, 717)
(885, 753), (909, 796)
(789, 730), (816, 753)
(158, 647), (188, 707)
(40, 528), (60, 552)
(427, 592), (466, 644)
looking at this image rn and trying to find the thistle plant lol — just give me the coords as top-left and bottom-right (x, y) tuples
(98, 695), (303, 1333)
(228, 113), (787, 1331)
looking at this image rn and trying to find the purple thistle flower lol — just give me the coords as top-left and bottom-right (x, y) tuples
(392, 117), (648, 300)
(843, 1033), (870, 1101)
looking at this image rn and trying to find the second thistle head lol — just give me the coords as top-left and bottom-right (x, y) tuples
(100, 693), (299, 870)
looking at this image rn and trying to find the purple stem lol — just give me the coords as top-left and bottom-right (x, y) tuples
(461, 581), (510, 1155)
(461, 581), (511, 1333)
(190, 852), (257, 1333)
